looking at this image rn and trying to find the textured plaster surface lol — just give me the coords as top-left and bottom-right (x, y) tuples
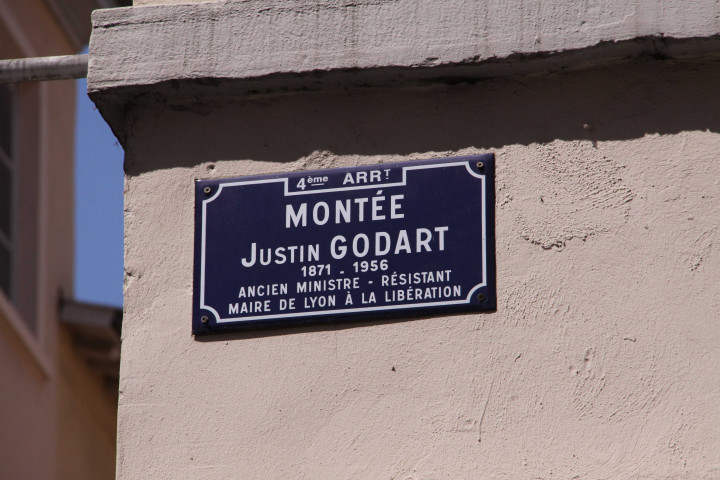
(90, 0), (720, 90)
(117, 59), (720, 479)
(88, 0), (720, 149)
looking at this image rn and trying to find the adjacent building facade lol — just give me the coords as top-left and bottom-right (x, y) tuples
(1, 0), (125, 478)
(90, 1), (720, 478)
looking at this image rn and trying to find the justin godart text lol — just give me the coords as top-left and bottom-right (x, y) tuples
(239, 193), (450, 267)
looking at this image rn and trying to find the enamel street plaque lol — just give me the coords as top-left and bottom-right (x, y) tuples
(192, 154), (496, 334)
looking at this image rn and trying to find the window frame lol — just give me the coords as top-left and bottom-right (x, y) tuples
(0, 18), (52, 377)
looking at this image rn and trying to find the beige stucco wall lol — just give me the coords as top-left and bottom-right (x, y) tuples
(110, 56), (720, 478)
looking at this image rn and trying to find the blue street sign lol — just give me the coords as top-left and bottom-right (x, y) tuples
(193, 154), (495, 333)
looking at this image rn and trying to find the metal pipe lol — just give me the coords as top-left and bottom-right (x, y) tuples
(0, 54), (88, 83)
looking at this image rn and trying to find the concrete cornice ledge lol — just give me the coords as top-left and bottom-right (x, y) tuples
(88, 0), (720, 146)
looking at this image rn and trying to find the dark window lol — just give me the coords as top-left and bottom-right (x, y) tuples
(0, 84), (13, 297)
(0, 236), (9, 295)
(0, 83), (11, 157)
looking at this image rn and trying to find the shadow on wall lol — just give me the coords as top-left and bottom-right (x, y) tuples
(124, 57), (720, 174)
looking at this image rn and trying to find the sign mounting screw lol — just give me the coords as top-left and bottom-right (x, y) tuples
(201, 315), (209, 324)
(476, 161), (484, 170)
(203, 186), (212, 194)
(477, 293), (486, 302)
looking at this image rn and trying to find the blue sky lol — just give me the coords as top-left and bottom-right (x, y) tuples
(73, 77), (124, 308)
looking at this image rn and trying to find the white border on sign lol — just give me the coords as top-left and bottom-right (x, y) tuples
(200, 161), (487, 323)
